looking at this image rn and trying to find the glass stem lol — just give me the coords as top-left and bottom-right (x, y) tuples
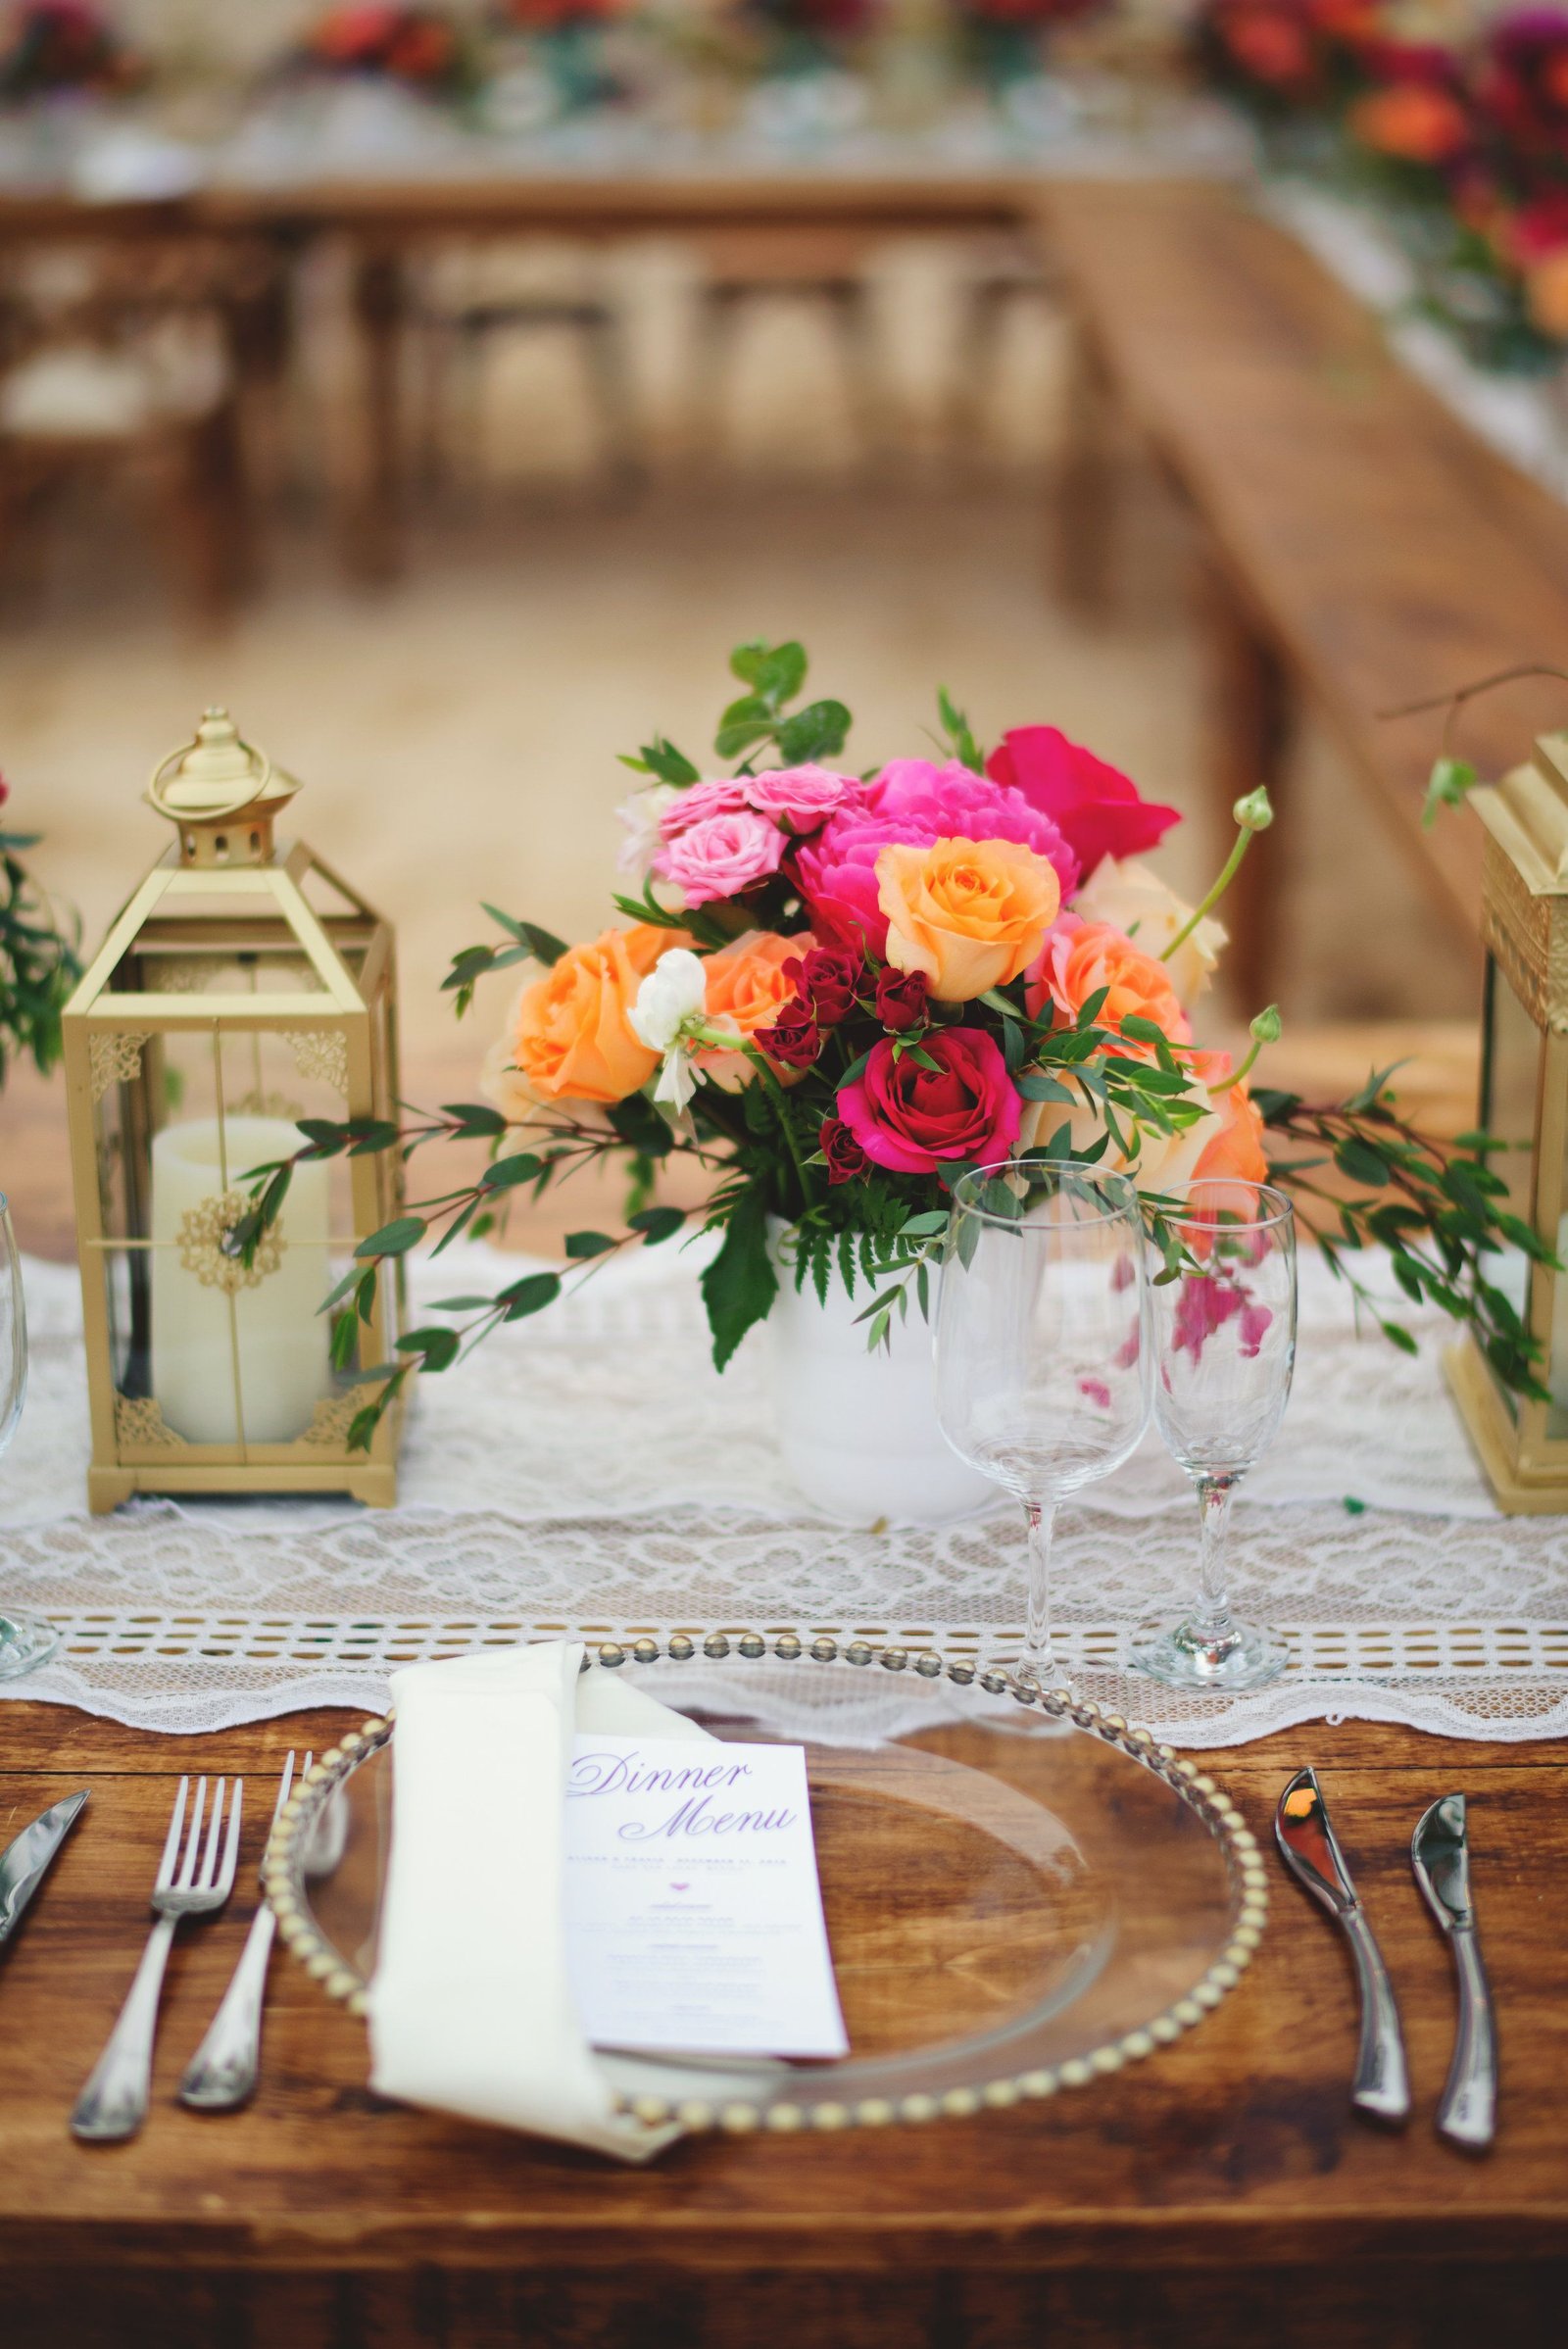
(1022, 1497), (1065, 1689)
(1190, 1474), (1242, 1661)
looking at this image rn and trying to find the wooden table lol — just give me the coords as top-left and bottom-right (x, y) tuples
(1, 1705), (1564, 2348)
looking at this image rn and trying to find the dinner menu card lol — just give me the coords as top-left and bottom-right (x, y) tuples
(563, 1734), (849, 2059)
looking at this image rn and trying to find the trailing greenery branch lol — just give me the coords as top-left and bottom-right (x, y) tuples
(1374, 664), (1568, 830)
(0, 807), (81, 1087)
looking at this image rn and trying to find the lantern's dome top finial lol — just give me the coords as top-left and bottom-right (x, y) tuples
(147, 708), (302, 868)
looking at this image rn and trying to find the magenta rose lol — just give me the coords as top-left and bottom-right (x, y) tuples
(836, 1026), (1021, 1176)
(986, 727), (1179, 879)
(653, 809), (787, 907)
(659, 777), (751, 837)
(819, 1115), (870, 1186)
(794, 759), (1076, 954)
(745, 764), (858, 832)
(785, 944), (863, 1025)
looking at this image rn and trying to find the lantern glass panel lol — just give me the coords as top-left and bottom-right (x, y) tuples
(1480, 954), (1544, 1424)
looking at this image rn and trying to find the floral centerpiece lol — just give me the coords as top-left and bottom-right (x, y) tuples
(0, 773), (79, 1088)
(948, 0), (1108, 98)
(233, 642), (1548, 1516)
(287, 6), (480, 103)
(486, 0), (635, 116)
(731, 0), (883, 80)
(0, 1), (140, 104)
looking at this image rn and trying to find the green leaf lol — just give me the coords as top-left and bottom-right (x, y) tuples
(499, 1271), (562, 1321)
(774, 699), (851, 764)
(1333, 1138), (1392, 1189)
(1117, 1014), (1169, 1047)
(608, 1094), (675, 1157)
(479, 1150), (543, 1190)
(480, 906), (567, 965)
(439, 1102), (508, 1137)
(1075, 986), (1110, 1029)
(714, 694), (774, 759)
(1422, 757), (1479, 830)
(564, 1230), (617, 1259)
(731, 639), (808, 706)
(1252, 1088), (1302, 1124)
(329, 1311), (360, 1373)
(936, 686), (983, 772)
(1378, 1319), (1420, 1356)
(354, 1216), (425, 1259)
(396, 1326), (462, 1372)
(700, 1189), (778, 1372)
(629, 1205), (686, 1244)
(1015, 1071), (1073, 1103)
(633, 735), (701, 787)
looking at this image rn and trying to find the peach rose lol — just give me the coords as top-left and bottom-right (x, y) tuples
(501, 923), (675, 1105)
(1070, 856), (1225, 1010)
(1527, 248), (1568, 340)
(1028, 916), (1192, 1045)
(697, 930), (804, 1090)
(1190, 1050), (1269, 1190)
(875, 836), (1061, 1003)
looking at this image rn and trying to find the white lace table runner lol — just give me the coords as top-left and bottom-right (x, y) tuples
(2, 1243), (1562, 1747)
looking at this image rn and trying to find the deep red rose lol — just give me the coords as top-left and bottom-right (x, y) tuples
(875, 966), (928, 1033)
(836, 1028), (1021, 1177)
(986, 725), (1180, 879)
(0, 774), (8, 809)
(784, 946), (862, 1026)
(819, 1115), (870, 1186)
(755, 997), (820, 1072)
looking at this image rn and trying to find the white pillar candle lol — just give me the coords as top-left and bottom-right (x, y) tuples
(151, 1114), (332, 1446)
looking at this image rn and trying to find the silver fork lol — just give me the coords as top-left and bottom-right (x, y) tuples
(177, 1751), (309, 2113)
(71, 1774), (243, 2143)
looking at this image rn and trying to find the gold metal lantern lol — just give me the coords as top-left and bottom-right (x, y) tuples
(1447, 729), (1568, 1511)
(62, 709), (405, 1513)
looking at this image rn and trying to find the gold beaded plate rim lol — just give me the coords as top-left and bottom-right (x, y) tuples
(265, 1633), (1267, 2136)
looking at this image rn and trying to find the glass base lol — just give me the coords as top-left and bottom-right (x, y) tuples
(1130, 1618), (1288, 1692)
(0, 1612), (60, 1683)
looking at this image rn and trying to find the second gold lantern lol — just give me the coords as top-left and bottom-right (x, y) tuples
(62, 710), (405, 1513)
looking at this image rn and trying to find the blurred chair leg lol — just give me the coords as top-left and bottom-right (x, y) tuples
(1204, 563), (1292, 1011)
(347, 243), (406, 583)
(153, 404), (250, 627)
(585, 306), (642, 497)
(829, 279), (882, 469)
(948, 276), (1006, 467)
(1054, 314), (1117, 619)
(695, 283), (741, 467)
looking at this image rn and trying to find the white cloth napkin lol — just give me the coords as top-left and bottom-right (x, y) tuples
(368, 1639), (732, 2160)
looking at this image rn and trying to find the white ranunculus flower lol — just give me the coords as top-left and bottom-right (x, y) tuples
(614, 783), (678, 876)
(1015, 1078), (1220, 1195)
(1071, 855), (1226, 1010)
(629, 948), (709, 1052)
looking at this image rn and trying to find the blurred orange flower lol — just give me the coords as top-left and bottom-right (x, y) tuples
(1348, 80), (1471, 166)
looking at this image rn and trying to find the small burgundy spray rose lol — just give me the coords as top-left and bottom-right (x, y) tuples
(784, 945), (863, 1027)
(755, 997), (820, 1072)
(874, 966), (929, 1033)
(819, 1115), (870, 1186)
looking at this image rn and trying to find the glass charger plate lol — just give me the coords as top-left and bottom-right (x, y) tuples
(266, 1637), (1267, 2134)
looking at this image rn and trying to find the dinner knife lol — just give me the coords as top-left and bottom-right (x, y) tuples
(0, 1791), (88, 1948)
(1275, 1767), (1410, 2124)
(1411, 1792), (1496, 2151)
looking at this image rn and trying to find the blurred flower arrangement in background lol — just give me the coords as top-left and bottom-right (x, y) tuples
(0, 775), (80, 1090)
(0, 0), (139, 104)
(949, 0), (1110, 95)
(1192, 1), (1568, 369)
(289, 5), (482, 102)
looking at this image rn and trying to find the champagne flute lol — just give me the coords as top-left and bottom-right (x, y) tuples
(1131, 1179), (1297, 1691)
(935, 1161), (1152, 1690)
(1, 1194), (59, 1681)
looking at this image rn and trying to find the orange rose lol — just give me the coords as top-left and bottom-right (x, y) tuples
(1348, 84), (1470, 167)
(1189, 1050), (1269, 1189)
(1527, 248), (1568, 340)
(504, 923), (674, 1104)
(697, 931), (802, 1089)
(875, 836), (1061, 1003)
(1028, 918), (1192, 1045)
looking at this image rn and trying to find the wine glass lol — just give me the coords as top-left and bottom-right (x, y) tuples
(935, 1161), (1152, 1691)
(1131, 1179), (1297, 1692)
(1, 1194), (59, 1682)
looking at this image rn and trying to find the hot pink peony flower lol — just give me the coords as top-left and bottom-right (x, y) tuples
(987, 727), (1179, 879)
(659, 777), (752, 837)
(836, 1026), (1021, 1176)
(653, 810), (787, 906)
(744, 764), (858, 831)
(795, 759), (1076, 954)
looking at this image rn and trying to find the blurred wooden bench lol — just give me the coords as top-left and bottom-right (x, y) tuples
(1036, 180), (1568, 1006)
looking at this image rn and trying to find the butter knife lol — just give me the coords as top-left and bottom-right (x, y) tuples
(1411, 1793), (1496, 2151)
(1275, 1767), (1410, 2124)
(0, 1791), (88, 1948)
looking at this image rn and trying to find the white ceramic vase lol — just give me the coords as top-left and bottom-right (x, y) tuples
(766, 1222), (995, 1528)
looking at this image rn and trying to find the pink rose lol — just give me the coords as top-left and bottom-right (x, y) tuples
(795, 759), (1076, 954)
(653, 810), (788, 907)
(744, 764), (858, 831)
(836, 1026), (1021, 1176)
(659, 777), (752, 838)
(986, 727), (1180, 878)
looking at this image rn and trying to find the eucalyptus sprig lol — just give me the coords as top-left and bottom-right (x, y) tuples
(0, 805), (80, 1087)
